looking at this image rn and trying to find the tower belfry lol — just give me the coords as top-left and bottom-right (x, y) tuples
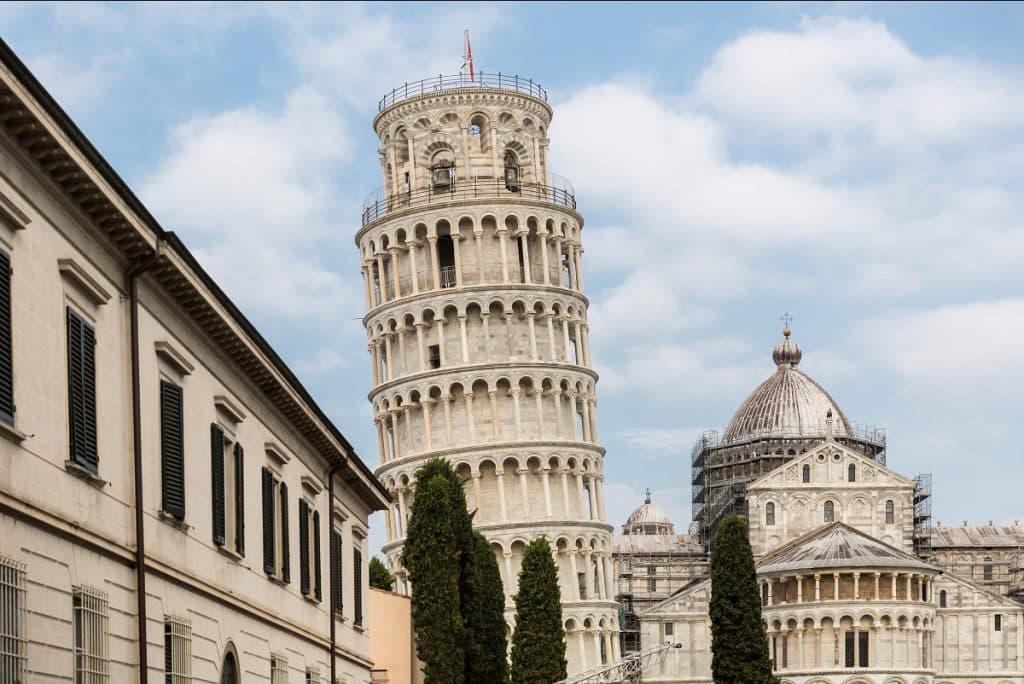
(359, 70), (618, 673)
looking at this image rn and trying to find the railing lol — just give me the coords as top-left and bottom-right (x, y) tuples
(439, 265), (456, 289)
(361, 177), (576, 226)
(378, 72), (546, 111)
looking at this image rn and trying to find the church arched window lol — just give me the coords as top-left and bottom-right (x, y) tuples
(848, 463), (856, 482)
(939, 589), (947, 607)
(765, 502), (775, 526)
(802, 464), (810, 483)
(885, 500), (894, 524)
(824, 500), (835, 522)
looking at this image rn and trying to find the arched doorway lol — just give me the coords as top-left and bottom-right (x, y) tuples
(220, 645), (239, 684)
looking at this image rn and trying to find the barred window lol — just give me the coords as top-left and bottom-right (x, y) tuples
(164, 614), (192, 683)
(0, 557), (27, 682)
(73, 585), (110, 683)
(271, 653), (288, 684)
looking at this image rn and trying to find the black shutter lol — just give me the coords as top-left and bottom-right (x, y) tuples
(159, 381), (185, 520)
(299, 498), (310, 595)
(354, 547), (363, 625)
(331, 530), (343, 614)
(0, 250), (13, 425)
(280, 482), (290, 584)
(262, 467), (275, 575)
(210, 424), (226, 546)
(66, 308), (98, 472)
(313, 510), (322, 602)
(234, 443), (244, 556)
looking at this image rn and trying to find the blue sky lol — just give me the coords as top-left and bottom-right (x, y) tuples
(4, 2), (1023, 554)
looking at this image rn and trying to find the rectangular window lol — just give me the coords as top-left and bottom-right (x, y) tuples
(160, 381), (185, 520)
(428, 344), (441, 369)
(305, 667), (321, 684)
(262, 467), (290, 582)
(858, 630), (869, 666)
(299, 500), (323, 601)
(0, 250), (14, 426)
(163, 614), (192, 684)
(73, 585), (110, 683)
(67, 308), (98, 473)
(663, 622), (673, 637)
(995, 614), (1002, 631)
(844, 630), (855, 667)
(211, 426), (245, 554)
(0, 556), (27, 680)
(271, 653), (288, 684)
(578, 572), (587, 600)
(331, 528), (344, 616)
(354, 547), (363, 626)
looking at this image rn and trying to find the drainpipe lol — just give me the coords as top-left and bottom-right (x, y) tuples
(128, 245), (162, 682)
(328, 457), (346, 684)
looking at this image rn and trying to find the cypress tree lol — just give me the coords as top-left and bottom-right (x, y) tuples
(369, 556), (394, 591)
(709, 514), (779, 684)
(404, 471), (465, 683)
(463, 532), (509, 684)
(510, 537), (566, 683)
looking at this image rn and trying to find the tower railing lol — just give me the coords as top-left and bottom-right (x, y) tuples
(378, 72), (547, 111)
(361, 176), (576, 226)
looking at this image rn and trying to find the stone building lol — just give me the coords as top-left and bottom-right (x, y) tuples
(357, 72), (619, 675)
(0, 40), (389, 683)
(628, 327), (1024, 684)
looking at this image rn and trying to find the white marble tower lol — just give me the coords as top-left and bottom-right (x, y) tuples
(357, 72), (619, 673)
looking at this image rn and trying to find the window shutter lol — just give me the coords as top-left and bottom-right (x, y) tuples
(313, 510), (322, 601)
(210, 424), (226, 546)
(66, 308), (98, 472)
(331, 530), (343, 614)
(353, 547), (363, 625)
(280, 482), (290, 584)
(0, 250), (13, 425)
(160, 381), (185, 520)
(299, 499), (310, 595)
(234, 443), (245, 556)
(262, 467), (275, 575)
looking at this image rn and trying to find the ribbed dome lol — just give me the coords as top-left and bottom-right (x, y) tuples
(723, 327), (851, 444)
(622, 490), (675, 535)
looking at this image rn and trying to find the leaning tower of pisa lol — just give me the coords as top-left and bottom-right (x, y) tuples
(358, 72), (619, 673)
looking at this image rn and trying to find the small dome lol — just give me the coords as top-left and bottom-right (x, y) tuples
(723, 326), (851, 444)
(622, 490), (675, 535)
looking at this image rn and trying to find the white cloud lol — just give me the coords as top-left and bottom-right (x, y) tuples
(616, 427), (705, 458)
(601, 341), (764, 400)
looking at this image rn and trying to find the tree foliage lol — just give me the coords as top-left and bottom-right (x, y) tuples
(510, 537), (566, 684)
(709, 514), (779, 684)
(463, 532), (509, 684)
(369, 556), (394, 592)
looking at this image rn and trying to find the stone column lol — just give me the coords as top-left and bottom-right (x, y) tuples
(576, 629), (587, 671)
(575, 243), (585, 291)
(376, 252), (388, 301)
(595, 476), (607, 520)
(874, 572), (881, 600)
(569, 550), (581, 600)
(814, 574), (821, 601)
(389, 247), (402, 298)
(481, 312), (492, 361)
(566, 391), (579, 439)
(527, 313), (539, 360)
(595, 554), (607, 599)
(796, 575), (803, 603)
(503, 552), (513, 597)
(375, 418), (387, 463)
(511, 389), (522, 439)
(389, 409), (401, 459)
(561, 316), (572, 362)
(518, 467), (530, 519)
(534, 389), (545, 438)
(489, 390), (500, 441)
(458, 315), (469, 363)
(474, 230), (485, 284)
(415, 323), (426, 371)
(519, 231), (532, 283)
(539, 233), (550, 285)
(435, 320), (447, 367)
(497, 229), (510, 283)
(452, 233), (463, 287)
(560, 468), (571, 518)
(542, 466), (553, 517)
(575, 470), (587, 519)
(580, 396), (593, 442)
(397, 486), (409, 533)
(396, 327), (408, 376)
(853, 572), (860, 600)
(472, 472), (483, 522)
(464, 392), (476, 442)
(427, 236), (440, 290)
(407, 239), (420, 294)
(421, 399), (433, 451)
(545, 313), (557, 359)
(496, 470), (508, 522)
(833, 573), (839, 601)
(583, 551), (595, 599)
(383, 333), (394, 381)
(361, 264), (374, 309)
(441, 394), (452, 446)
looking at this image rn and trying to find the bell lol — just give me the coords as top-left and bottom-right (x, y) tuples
(504, 166), (520, 191)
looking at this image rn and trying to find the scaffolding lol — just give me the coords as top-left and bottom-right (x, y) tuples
(1008, 543), (1024, 605)
(555, 642), (682, 684)
(913, 474), (933, 560)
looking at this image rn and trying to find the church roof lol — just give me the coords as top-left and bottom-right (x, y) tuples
(722, 326), (852, 444)
(932, 522), (1024, 548)
(612, 534), (705, 556)
(623, 489), (674, 531)
(757, 522), (936, 575)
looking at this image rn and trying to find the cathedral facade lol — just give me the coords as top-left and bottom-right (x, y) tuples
(614, 327), (1024, 684)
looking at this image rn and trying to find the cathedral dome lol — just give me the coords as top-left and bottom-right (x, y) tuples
(622, 490), (675, 535)
(722, 326), (851, 444)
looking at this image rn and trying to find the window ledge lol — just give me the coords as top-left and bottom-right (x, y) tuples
(334, 611), (346, 623)
(266, 573), (289, 587)
(353, 623), (365, 633)
(158, 510), (191, 532)
(302, 593), (323, 606)
(0, 420), (28, 444)
(216, 544), (244, 563)
(64, 460), (107, 488)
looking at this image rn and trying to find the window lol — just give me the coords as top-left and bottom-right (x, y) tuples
(211, 425), (245, 555)
(802, 464), (810, 483)
(67, 308), (98, 473)
(983, 557), (993, 581)
(468, 123), (481, 136)
(73, 585), (110, 683)
(306, 667), (322, 683)
(781, 634), (788, 668)
(663, 622), (673, 637)
(995, 614), (1002, 631)
(578, 572), (587, 600)
(939, 589), (947, 607)
(262, 467), (290, 582)
(270, 653), (288, 684)
(331, 528), (344, 616)
(164, 614), (192, 683)
(160, 381), (186, 520)
(354, 547), (364, 626)
(858, 631), (869, 666)
(844, 631), (855, 667)
(428, 344), (441, 369)
(765, 502), (776, 526)
(885, 500), (894, 525)
(824, 500), (835, 522)
(843, 630), (869, 667)
(647, 565), (656, 593)
(848, 464), (856, 482)
(0, 557), (27, 680)
(0, 250), (13, 426)
(299, 499), (323, 601)
(437, 235), (455, 288)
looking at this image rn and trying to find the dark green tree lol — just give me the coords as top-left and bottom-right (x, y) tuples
(404, 471), (465, 683)
(510, 537), (566, 683)
(369, 556), (394, 591)
(462, 532), (509, 684)
(709, 514), (779, 684)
